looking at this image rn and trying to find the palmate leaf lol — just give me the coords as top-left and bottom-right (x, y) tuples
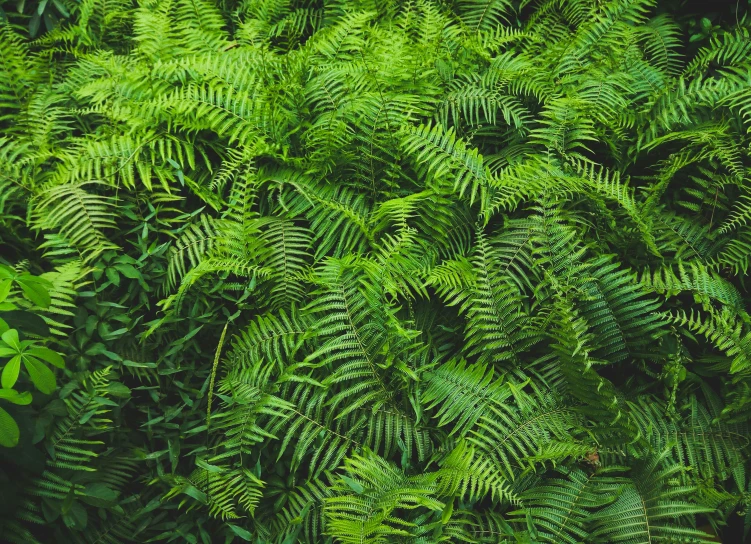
(0, 404), (20, 447)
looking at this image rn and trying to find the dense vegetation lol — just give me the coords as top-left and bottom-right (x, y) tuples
(2, 0), (751, 542)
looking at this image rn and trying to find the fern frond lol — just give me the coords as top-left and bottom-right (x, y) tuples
(402, 122), (492, 207)
(33, 182), (119, 262)
(589, 450), (715, 544)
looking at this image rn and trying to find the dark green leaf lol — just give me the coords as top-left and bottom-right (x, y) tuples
(0, 406), (19, 447)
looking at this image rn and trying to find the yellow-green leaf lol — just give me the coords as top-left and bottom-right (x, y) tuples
(28, 347), (65, 369)
(0, 279), (11, 304)
(1, 329), (20, 351)
(0, 388), (32, 405)
(1, 355), (22, 389)
(24, 356), (56, 395)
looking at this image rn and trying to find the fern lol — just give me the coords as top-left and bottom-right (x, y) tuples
(3, 1), (751, 542)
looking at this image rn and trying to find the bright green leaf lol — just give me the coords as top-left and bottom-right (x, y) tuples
(0, 279), (11, 304)
(28, 347), (65, 369)
(16, 277), (51, 308)
(0, 388), (32, 405)
(23, 356), (56, 394)
(1, 355), (22, 389)
(341, 476), (364, 494)
(1, 329), (20, 351)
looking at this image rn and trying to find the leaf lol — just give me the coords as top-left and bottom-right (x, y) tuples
(0, 388), (32, 405)
(105, 267), (120, 287)
(441, 500), (454, 524)
(0, 311), (50, 337)
(1, 355), (22, 389)
(106, 382), (131, 398)
(45, 399), (68, 416)
(115, 264), (141, 279)
(1, 329), (20, 351)
(0, 346), (16, 357)
(0, 279), (11, 304)
(195, 458), (223, 473)
(43, 10), (58, 32)
(0, 406), (19, 447)
(24, 356), (56, 394)
(16, 277), (51, 308)
(228, 524), (253, 541)
(52, 0), (68, 17)
(341, 476), (364, 494)
(181, 485), (208, 504)
(62, 501), (88, 530)
(28, 347), (64, 369)
(81, 483), (119, 507)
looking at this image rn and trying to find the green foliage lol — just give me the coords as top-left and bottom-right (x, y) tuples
(2, 0), (751, 542)
(0, 264), (66, 447)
